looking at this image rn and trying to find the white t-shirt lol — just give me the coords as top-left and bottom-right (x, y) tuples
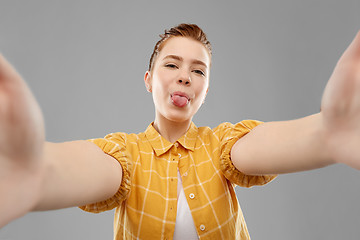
(173, 170), (199, 240)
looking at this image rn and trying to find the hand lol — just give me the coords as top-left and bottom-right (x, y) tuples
(321, 31), (360, 170)
(0, 54), (45, 226)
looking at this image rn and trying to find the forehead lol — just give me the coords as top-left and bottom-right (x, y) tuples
(158, 37), (210, 67)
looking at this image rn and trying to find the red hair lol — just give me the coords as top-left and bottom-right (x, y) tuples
(148, 23), (212, 72)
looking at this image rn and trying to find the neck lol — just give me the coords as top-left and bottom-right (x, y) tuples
(153, 114), (192, 143)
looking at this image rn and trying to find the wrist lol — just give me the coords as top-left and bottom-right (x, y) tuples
(318, 112), (339, 165)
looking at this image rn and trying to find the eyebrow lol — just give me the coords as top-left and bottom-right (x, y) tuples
(163, 55), (208, 68)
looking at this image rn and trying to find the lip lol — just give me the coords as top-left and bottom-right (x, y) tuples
(171, 91), (190, 101)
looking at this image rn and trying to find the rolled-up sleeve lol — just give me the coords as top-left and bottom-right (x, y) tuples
(218, 120), (277, 187)
(79, 133), (132, 213)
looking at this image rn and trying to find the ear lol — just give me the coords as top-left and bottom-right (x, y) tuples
(144, 71), (152, 93)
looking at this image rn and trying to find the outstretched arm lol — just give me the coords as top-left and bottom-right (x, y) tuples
(231, 31), (360, 175)
(0, 54), (45, 226)
(0, 55), (122, 227)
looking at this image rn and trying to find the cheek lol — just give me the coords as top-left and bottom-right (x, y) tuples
(152, 69), (171, 89)
(195, 82), (209, 100)
(151, 81), (170, 106)
(152, 81), (168, 97)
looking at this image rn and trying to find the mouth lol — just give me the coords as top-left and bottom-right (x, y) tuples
(170, 91), (190, 107)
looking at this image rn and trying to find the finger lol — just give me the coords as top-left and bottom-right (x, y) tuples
(339, 30), (360, 61)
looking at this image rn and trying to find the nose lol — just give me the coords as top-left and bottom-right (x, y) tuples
(178, 78), (191, 85)
(177, 71), (191, 86)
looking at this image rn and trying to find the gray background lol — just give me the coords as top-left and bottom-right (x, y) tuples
(1, 0), (360, 239)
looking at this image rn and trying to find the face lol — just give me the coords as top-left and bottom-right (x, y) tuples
(144, 37), (210, 123)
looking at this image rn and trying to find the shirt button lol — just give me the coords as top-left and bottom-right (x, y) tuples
(200, 224), (206, 231)
(183, 172), (188, 177)
(174, 142), (179, 148)
(189, 193), (195, 199)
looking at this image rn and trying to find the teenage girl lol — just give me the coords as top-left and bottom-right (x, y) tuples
(0, 24), (360, 239)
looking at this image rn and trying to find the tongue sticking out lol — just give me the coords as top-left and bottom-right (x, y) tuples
(171, 94), (189, 107)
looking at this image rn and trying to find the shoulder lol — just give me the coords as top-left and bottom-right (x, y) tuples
(104, 131), (143, 144)
(87, 130), (146, 154)
(199, 120), (263, 141)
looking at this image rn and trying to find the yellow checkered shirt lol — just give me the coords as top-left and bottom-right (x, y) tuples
(80, 120), (276, 239)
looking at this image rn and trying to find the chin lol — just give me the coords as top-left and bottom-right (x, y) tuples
(162, 108), (194, 123)
(155, 101), (201, 123)
(166, 114), (192, 123)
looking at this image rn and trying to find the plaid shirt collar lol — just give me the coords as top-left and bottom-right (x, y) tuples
(145, 122), (198, 156)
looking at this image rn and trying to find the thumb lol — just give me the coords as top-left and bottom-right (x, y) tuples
(338, 30), (360, 62)
(0, 54), (23, 85)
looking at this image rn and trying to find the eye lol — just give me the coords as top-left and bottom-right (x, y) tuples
(193, 69), (205, 76)
(165, 63), (178, 69)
